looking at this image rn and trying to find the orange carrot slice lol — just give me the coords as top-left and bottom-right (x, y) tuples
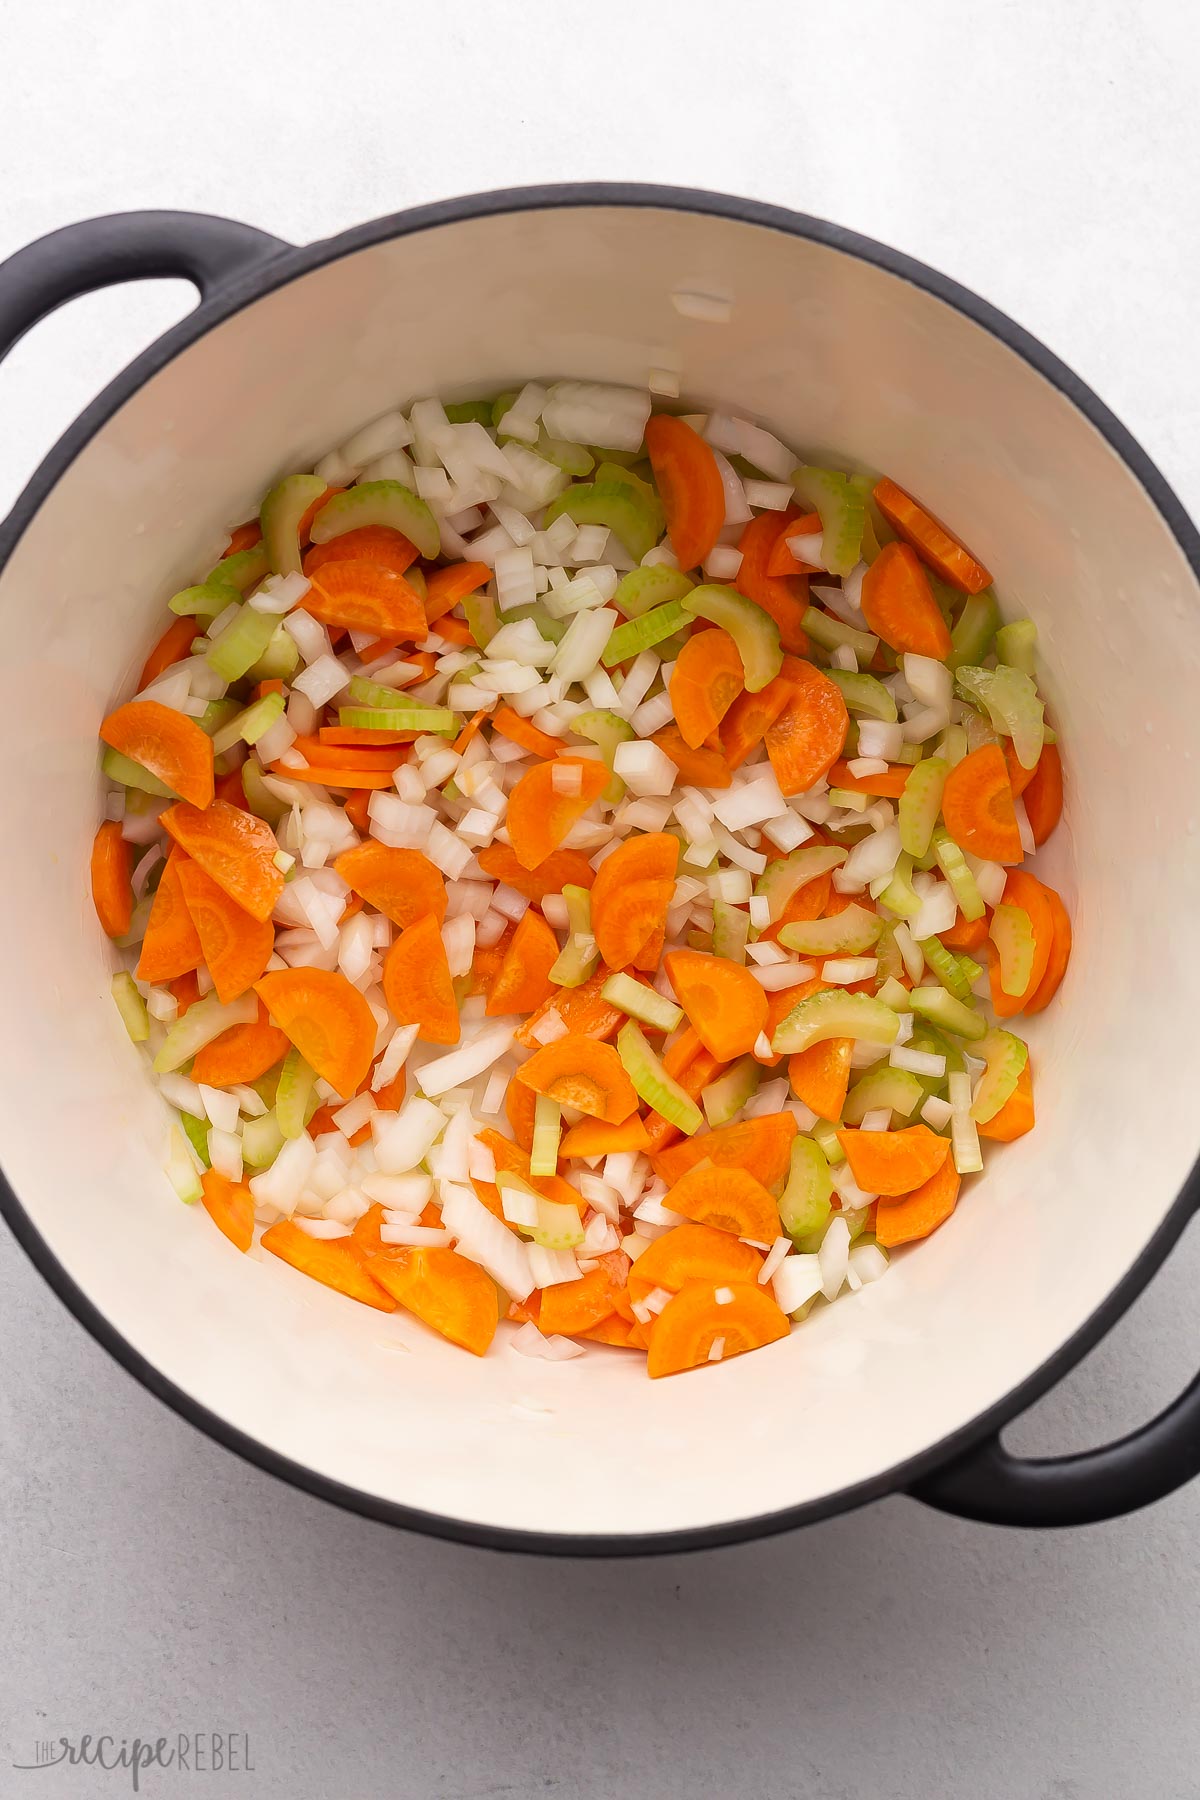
(872, 477), (992, 594)
(504, 1076), (538, 1152)
(651, 724), (733, 788)
(628, 1221), (764, 1302)
(192, 1000), (289, 1086)
(787, 1036), (853, 1121)
(764, 511), (822, 576)
(941, 744), (1022, 865)
(763, 656), (849, 795)
(305, 560), (427, 637)
(1022, 742), (1063, 846)
(477, 843), (596, 900)
(988, 868), (1054, 1018)
(100, 699), (214, 809)
(643, 1039), (726, 1152)
(474, 1128), (585, 1213)
(268, 763), (401, 791)
(670, 628), (745, 748)
(836, 1124), (950, 1195)
(875, 1155), (962, 1246)
(663, 949), (768, 1061)
(138, 615), (198, 689)
(735, 509), (810, 654)
(343, 789), (372, 835)
(290, 735), (409, 772)
(860, 542), (952, 658)
(1023, 885), (1071, 1015)
(650, 1113), (797, 1193)
(506, 757), (609, 871)
(490, 705), (565, 759)
(169, 969), (201, 1011)
(303, 524), (418, 577)
(487, 908), (559, 1016)
(977, 1061), (1035, 1140)
(577, 1314), (641, 1348)
(643, 413), (725, 571)
(538, 1250), (630, 1337)
(333, 843), (448, 929)
(516, 1034), (638, 1123)
(754, 975), (830, 1063)
(452, 707), (492, 756)
(382, 912), (459, 1045)
(825, 760), (910, 800)
(359, 1244), (499, 1355)
(201, 1168), (255, 1253)
(423, 561), (491, 626)
(175, 859), (274, 1004)
(90, 820), (134, 939)
(719, 672), (793, 770)
(590, 832), (678, 926)
(646, 1278), (788, 1377)
(136, 854), (203, 983)
(664, 1161), (781, 1241)
(161, 800), (284, 921)
(559, 1114), (653, 1157)
(941, 911), (989, 952)
(470, 922), (514, 1002)
(513, 964), (629, 1050)
(261, 1218), (397, 1311)
(223, 520), (262, 557)
(255, 967), (378, 1096)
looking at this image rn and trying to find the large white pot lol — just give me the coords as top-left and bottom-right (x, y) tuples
(2, 187), (1198, 1551)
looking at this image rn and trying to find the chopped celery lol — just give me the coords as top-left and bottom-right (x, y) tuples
(956, 663), (1045, 770)
(339, 706), (455, 734)
(491, 390), (520, 427)
(613, 565), (694, 619)
(898, 757), (948, 859)
(533, 429), (594, 476)
(595, 461), (663, 526)
(874, 922), (904, 985)
(601, 599), (691, 665)
(406, 566), (428, 604)
(960, 703), (1002, 753)
(500, 1173), (587, 1250)
(926, 570), (960, 624)
(824, 668), (897, 722)
(101, 745), (175, 798)
(990, 902), (1035, 996)
(894, 742), (923, 765)
(617, 1020), (703, 1135)
(779, 904), (883, 957)
(947, 589), (1000, 671)
(600, 972), (683, 1033)
(310, 479), (440, 560)
(878, 851), (921, 920)
(111, 972), (149, 1042)
(790, 466), (865, 576)
(212, 691), (286, 756)
(931, 827), (985, 921)
(936, 722), (969, 767)
(827, 788), (868, 813)
(153, 993), (258, 1074)
(462, 590), (500, 648)
(970, 1028), (1029, 1124)
(572, 709), (635, 802)
(995, 619), (1037, 677)
(778, 1136), (833, 1249)
(589, 445), (640, 469)
(503, 601), (567, 645)
(277, 1047), (317, 1140)
(529, 1095), (562, 1178)
(711, 899), (751, 965)
(242, 1109), (285, 1168)
(810, 1118), (846, 1165)
(919, 934), (976, 1002)
(165, 1122), (204, 1204)
(246, 624), (301, 684)
(909, 986), (986, 1041)
(681, 585), (783, 693)
(875, 975), (910, 1011)
(701, 1055), (761, 1128)
(548, 885), (598, 987)
(347, 674), (425, 708)
(115, 894), (153, 952)
(180, 1110), (212, 1171)
(801, 606), (878, 661)
(206, 543), (271, 594)
(205, 603), (279, 682)
(543, 478), (662, 562)
(772, 989), (899, 1055)
(198, 699), (241, 737)
(754, 844), (847, 922)
(260, 472), (327, 576)
(169, 579), (241, 620)
(241, 758), (288, 825)
(444, 399), (496, 426)
(842, 1067), (920, 1130)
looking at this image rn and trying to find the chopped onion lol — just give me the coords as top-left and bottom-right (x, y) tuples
(890, 1045), (946, 1077)
(372, 1098), (445, 1173)
(509, 1321), (586, 1360)
(441, 1180), (534, 1299)
(920, 1095), (954, 1130)
(751, 960), (817, 991)
(551, 606), (617, 683)
(417, 1025), (515, 1097)
(773, 1252), (823, 1316)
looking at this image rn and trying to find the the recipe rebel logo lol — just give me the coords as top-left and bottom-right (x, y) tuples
(11, 1731), (254, 1790)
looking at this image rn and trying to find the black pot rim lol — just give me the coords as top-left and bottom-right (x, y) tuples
(2, 182), (1199, 1557)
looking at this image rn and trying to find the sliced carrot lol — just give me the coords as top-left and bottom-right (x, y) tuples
(559, 1114), (653, 1158)
(643, 413), (725, 571)
(382, 913), (459, 1045)
(628, 1220), (765, 1302)
(761, 872), (834, 949)
(516, 1034), (638, 1123)
(735, 509), (810, 654)
(200, 1169), (254, 1254)
(764, 511), (822, 576)
(477, 842), (596, 901)
(269, 763), (400, 791)
(538, 1250), (630, 1337)
(333, 843), (447, 929)
(941, 744), (1022, 864)
(977, 1061), (1035, 1140)
(359, 1244), (498, 1355)
(591, 832), (679, 971)
(303, 525), (418, 578)
(872, 476), (992, 594)
(788, 1036), (853, 1121)
(298, 485), (344, 546)
(836, 1124), (950, 1196)
(506, 757), (609, 871)
(136, 854), (203, 983)
(289, 735), (409, 772)
(651, 1112), (797, 1193)
(875, 1156), (962, 1246)
(489, 705), (565, 759)
(670, 628), (745, 748)
(941, 911), (990, 952)
(646, 1278), (788, 1378)
(663, 950), (768, 1062)
(223, 520), (262, 557)
(175, 859), (274, 1004)
(261, 1218), (397, 1311)
(826, 759), (910, 800)
(487, 908), (559, 1016)
(100, 700), (214, 809)
(452, 707), (492, 756)
(1004, 741), (1037, 799)
(192, 1000), (289, 1086)
(214, 765), (248, 810)
(719, 671), (793, 770)
(475, 1128), (586, 1211)
(513, 964), (627, 1050)
(433, 615), (474, 646)
(664, 1162), (781, 1241)
(255, 967), (378, 1096)
(138, 614), (198, 689)
(350, 1201), (399, 1257)
(305, 560), (427, 638)
(423, 560), (491, 626)
(859, 542), (952, 658)
(161, 800), (285, 922)
(504, 1076), (538, 1152)
(169, 969), (201, 1011)
(470, 922), (514, 1002)
(1022, 742), (1063, 846)
(643, 1040), (725, 1152)
(355, 646), (438, 682)
(578, 1314), (641, 1347)
(988, 868), (1054, 1017)
(506, 1293), (541, 1326)
(320, 726), (415, 748)
(1023, 885), (1071, 1015)
(370, 1052), (407, 1115)
(763, 656), (849, 795)
(344, 789), (372, 835)
(90, 820), (134, 938)
(754, 975), (830, 1063)
(651, 725), (733, 788)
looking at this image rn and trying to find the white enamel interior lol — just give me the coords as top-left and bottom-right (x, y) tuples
(2, 202), (1198, 1539)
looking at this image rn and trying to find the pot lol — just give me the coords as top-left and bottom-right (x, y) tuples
(2, 186), (1198, 1553)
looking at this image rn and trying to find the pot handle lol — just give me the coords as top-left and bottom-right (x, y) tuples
(0, 210), (290, 363)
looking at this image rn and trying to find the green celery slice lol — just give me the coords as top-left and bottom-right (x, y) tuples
(206, 544), (271, 594)
(166, 1122), (204, 1203)
(114, 894), (153, 951)
(180, 1110), (212, 1172)
(779, 905), (884, 957)
(153, 993), (258, 1074)
(206, 604), (280, 682)
(529, 1095), (562, 1177)
(572, 709), (635, 802)
(842, 1065), (924, 1125)
(310, 480), (440, 560)
(601, 599), (691, 665)
(502, 601), (567, 645)
(772, 989), (899, 1055)
(874, 921), (904, 985)
(347, 674), (428, 709)
(111, 972), (150, 1043)
(241, 759), (288, 825)
(169, 579), (242, 620)
(533, 430), (594, 476)
(543, 479), (662, 562)
(499, 1172), (586, 1250)
(930, 827), (985, 921)
(956, 663), (1045, 770)
(810, 1118), (846, 1165)
(617, 1020), (703, 1135)
(701, 1055), (761, 1128)
(246, 624), (301, 684)
(600, 972), (683, 1033)
(490, 390), (520, 428)
(878, 851), (921, 920)
(909, 986), (986, 1041)
(277, 1047), (317, 1140)
(613, 566), (695, 619)
(260, 473), (327, 576)
(462, 590), (500, 648)
(101, 745), (175, 798)
(339, 706), (455, 734)
(989, 902), (1035, 996)
(681, 584), (783, 692)
(778, 1136), (834, 1249)
(242, 1110), (285, 1168)
(898, 757), (948, 859)
(919, 935), (976, 1002)
(824, 668), (897, 721)
(936, 722), (969, 767)
(548, 885), (599, 987)
(970, 1028), (1029, 1124)
(711, 899), (751, 965)
(754, 844), (847, 923)
(947, 590), (1000, 671)
(790, 466), (865, 576)
(212, 692), (286, 756)
(444, 400), (496, 426)
(801, 606), (878, 660)
(875, 975), (910, 1011)
(198, 699), (241, 738)
(995, 619), (1037, 677)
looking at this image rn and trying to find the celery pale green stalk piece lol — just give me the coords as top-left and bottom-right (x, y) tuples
(498, 1172), (587, 1250)
(701, 1055), (761, 1129)
(600, 972), (683, 1033)
(909, 986), (986, 1041)
(462, 590), (500, 648)
(779, 905), (884, 957)
(153, 993), (258, 1074)
(529, 1095), (562, 1178)
(681, 585), (783, 692)
(444, 400), (496, 426)
(101, 745), (175, 798)
(548, 885), (599, 987)
(878, 852), (921, 921)
(801, 607), (879, 661)
(543, 479), (663, 562)
(898, 757), (948, 859)
(613, 566), (695, 619)
(824, 669), (897, 722)
(711, 899), (751, 964)
(790, 466), (866, 576)
(206, 604), (280, 682)
(241, 759), (288, 825)
(601, 600), (691, 666)
(242, 1110), (286, 1169)
(339, 706), (456, 734)
(260, 473), (327, 576)
(773, 990), (899, 1056)
(778, 1136), (834, 1250)
(211, 692), (286, 757)
(842, 1066), (924, 1126)
(277, 1048), (317, 1140)
(180, 1111), (213, 1172)
(810, 1118), (846, 1166)
(989, 902), (1035, 996)
(572, 710), (635, 802)
(166, 1122), (204, 1203)
(970, 1029), (1029, 1124)
(946, 590), (1000, 671)
(111, 972), (150, 1043)
(246, 626), (302, 684)
(995, 619), (1037, 677)
(206, 544), (271, 594)
(930, 827), (985, 921)
(617, 1021), (703, 1135)
(956, 663), (1045, 769)
(169, 579), (243, 621)
(309, 480), (441, 560)
(918, 935), (977, 1002)
(532, 430), (594, 476)
(754, 845), (846, 922)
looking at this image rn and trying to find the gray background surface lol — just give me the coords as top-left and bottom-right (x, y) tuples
(2, 4), (1198, 1795)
